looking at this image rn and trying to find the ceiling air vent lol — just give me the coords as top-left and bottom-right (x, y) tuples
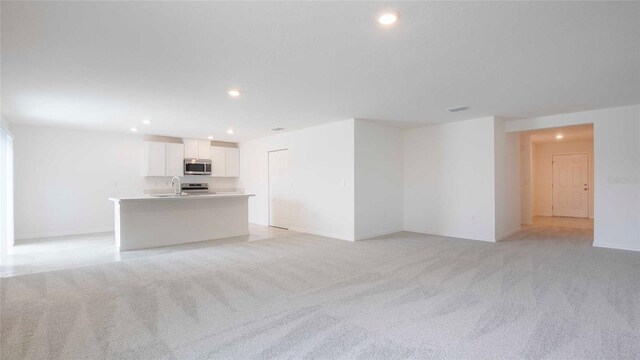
(272, 127), (285, 131)
(447, 105), (469, 112)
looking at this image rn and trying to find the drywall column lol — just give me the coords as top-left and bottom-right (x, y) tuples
(354, 120), (403, 240)
(0, 121), (15, 255)
(404, 117), (497, 242)
(494, 117), (521, 240)
(592, 111), (640, 251)
(520, 134), (533, 225)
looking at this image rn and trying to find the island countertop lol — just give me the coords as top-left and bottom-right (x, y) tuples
(109, 193), (255, 202)
(111, 192), (255, 250)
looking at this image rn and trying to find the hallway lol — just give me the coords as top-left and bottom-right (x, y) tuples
(528, 216), (594, 230)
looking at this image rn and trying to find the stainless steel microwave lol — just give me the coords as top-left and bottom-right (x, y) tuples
(184, 159), (212, 175)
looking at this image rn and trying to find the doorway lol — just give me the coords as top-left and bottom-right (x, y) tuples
(552, 153), (589, 218)
(268, 149), (289, 229)
(520, 124), (594, 229)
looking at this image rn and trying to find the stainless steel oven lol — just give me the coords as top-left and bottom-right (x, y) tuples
(184, 159), (212, 175)
(181, 183), (209, 194)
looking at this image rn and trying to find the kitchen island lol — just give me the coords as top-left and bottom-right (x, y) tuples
(109, 193), (254, 251)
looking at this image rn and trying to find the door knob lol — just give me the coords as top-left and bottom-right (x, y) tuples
(584, 188), (589, 191)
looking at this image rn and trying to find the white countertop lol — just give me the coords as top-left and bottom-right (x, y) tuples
(109, 193), (255, 202)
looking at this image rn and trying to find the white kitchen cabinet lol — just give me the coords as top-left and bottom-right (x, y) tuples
(198, 140), (211, 160)
(210, 146), (240, 177)
(184, 138), (211, 159)
(225, 147), (240, 177)
(184, 139), (199, 159)
(167, 143), (185, 176)
(145, 142), (167, 176)
(210, 146), (226, 177)
(144, 141), (184, 177)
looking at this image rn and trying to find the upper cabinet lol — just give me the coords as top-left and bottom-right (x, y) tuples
(198, 140), (211, 160)
(210, 146), (240, 177)
(184, 138), (211, 160)
(144, 141), (184, 177)
(145, 139), (237, 177)
(166, 143), (185, 176)
(210, 146), (226, 177)
(225, 147), (240, 177)
(184, 139), (198, 159)
(145, 142), (167, 176)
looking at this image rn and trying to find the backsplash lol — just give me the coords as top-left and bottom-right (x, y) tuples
(144, 176), (241, 194)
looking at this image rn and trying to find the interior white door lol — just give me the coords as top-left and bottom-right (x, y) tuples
(268, 149), (289, 229)
(552, 154), (589, 218)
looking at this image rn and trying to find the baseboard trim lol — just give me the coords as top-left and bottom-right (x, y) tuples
(593, 242), (640, 252)
(15, 227), (115, 240)
(288, 227), (354, 241)
(403, 228), (496, 243)
(496, 227), (522, 241)
(118, 230), (250, 251)
(355, 228), (404, 241)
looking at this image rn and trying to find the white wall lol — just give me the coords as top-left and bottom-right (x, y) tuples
(494, 118), (521, 240)
(506, 105), (640, 251)
(593, 109), (640, 251)
(12, 105), (638, 251)
(404, 117), (496, 242)
(238, 119), (355, 240)
(532, 139), (594, 218)
(354, 120), (403, 240)
(0, 117), (12, 132)
(12, 124), (237, 239)
(0, 117), (15, 254)
(520, 134), (534, 225)
(13, 124), (145, 238)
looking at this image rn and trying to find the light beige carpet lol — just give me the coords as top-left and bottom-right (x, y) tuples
(1, 227), (639, 359)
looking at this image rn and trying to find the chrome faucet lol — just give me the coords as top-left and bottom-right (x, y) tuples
(170, 176), (182, 196)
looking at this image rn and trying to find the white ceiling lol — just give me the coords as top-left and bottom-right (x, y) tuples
(2, 1), (639, 141)
(526, 124), (594, 144)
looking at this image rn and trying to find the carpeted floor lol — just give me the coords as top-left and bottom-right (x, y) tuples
(1, 226), (639, 359)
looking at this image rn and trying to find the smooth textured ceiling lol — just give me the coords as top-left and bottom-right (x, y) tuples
(527, 124), (594, 144)
(2, 1), (639, 141)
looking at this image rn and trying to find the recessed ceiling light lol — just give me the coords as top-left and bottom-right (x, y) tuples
(207, 135), (214, 140)
(556, 134), (564, 139)
(227, 129), (234, 134)
(130, 127), (138, 133)
(378, 12), (399, 25)
(141, 119), (151, 125)
(228, 89), (241, 98)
